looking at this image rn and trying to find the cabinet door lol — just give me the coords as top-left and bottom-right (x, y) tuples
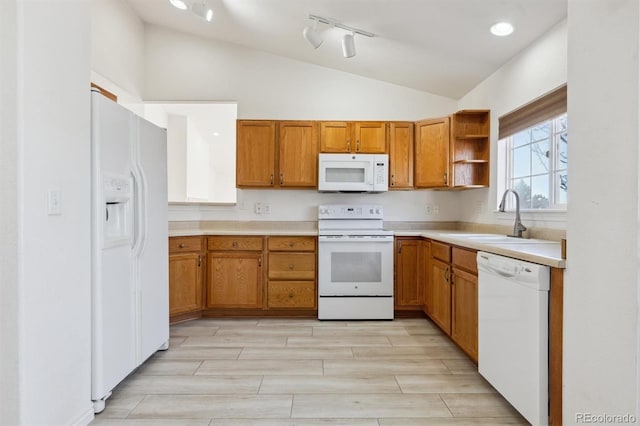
(389, 122), (414, 189)
(415, 117), (450, 188)
(279, 121), (318, 187)
(237, 120), (276, 187)
(354, 122), (387, 153)
(430, 258), (452, 334)
(419, 239), (431, 315)
(395, 238), (422, 309)
(169, 253), (203, 316)
(452, 267), (478, 362)
(206, 252), (263, 308)
(320, 122), (351, 153)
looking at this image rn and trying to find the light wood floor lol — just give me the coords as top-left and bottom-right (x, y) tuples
(90, 317), (528, 425)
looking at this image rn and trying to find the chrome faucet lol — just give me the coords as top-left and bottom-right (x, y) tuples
(499, 189), (527, 238)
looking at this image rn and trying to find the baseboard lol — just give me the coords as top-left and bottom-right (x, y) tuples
(70, 406), (95, 426)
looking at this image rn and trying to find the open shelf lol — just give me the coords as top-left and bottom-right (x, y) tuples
(451, 110), (490, 188)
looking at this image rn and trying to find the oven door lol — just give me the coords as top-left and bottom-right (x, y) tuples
(318, 235), (394, 296)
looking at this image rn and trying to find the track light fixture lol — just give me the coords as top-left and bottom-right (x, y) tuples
(342, 32), (356, 58)
(303, 18), (324, 49)
(192, 0), (213, 22)
(169, 0), (188, 10)
(303, 14), (374, 58)
(169, 0), (213, 23)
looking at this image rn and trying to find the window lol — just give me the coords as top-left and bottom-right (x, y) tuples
(502, 113), (567, 209)
(498, 85), (567, 210)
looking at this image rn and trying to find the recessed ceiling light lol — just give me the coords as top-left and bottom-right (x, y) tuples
(169, 0), (188, 11)
(490, 22), (514, 36)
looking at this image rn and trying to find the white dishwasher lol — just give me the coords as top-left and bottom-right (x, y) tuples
(477, 252), (550, 426)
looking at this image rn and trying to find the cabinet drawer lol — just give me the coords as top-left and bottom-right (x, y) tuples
(268, 253), (316, 280)
(267, 281), (316, 309)
(452, 247), (477, 274)
(268, 236), (316, 252)
(431, 241), (451, 262)
(208, 236), (263, 251)
(169, 236), (203, 253)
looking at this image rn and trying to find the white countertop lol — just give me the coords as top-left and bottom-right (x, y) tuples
(393, 229), (565, 268)
(169, 221), (565, 269)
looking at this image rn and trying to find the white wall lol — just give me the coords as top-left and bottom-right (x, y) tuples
(167, 115), (188, 202)
(91, 0), (144, 100)
(143, 25), (457, 121)
(457, 19), (568, 230)
(0, 0), (20, 423)
(565, 0), (639, 422)
(186, 118), (209, 201)
(145, 24), (459, 222)
(1, 0), (93, 425)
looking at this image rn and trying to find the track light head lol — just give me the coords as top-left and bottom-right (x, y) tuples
(302, 20), (324, 49)
(169, 0), (188, 10)
(192, 1), (214, 22)
(342, 33), (356, 58)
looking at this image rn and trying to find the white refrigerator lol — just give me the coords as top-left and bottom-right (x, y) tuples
(90, 90), (169, 413)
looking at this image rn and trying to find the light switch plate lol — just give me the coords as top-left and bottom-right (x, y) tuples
(48, 189), (62, 215)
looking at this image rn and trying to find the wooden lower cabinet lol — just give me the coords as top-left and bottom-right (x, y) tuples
(266, 236), (317, 311)
(169, 236), (204, 322)
(395, 237), (423, 310)
(430, 257), (452, 334)
(451, 267), (478, 362)
(206, 252), (263, 309)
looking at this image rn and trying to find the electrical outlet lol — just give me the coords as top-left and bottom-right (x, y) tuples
(48, 189), (62, 216)
(425, 204), (433, 215)
(254, 202), (263, 214)
(433, 205), (440, 215)
(264, 203), (270, 215)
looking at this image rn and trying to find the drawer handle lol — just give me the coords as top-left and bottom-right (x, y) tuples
(288, 293), (294, 298)
(179, 243), (185, 248)
(232, 241), (238, 248)
(288, 264), (294, 270)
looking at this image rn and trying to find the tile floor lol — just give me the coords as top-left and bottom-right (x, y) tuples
(90, 318), (528, 425)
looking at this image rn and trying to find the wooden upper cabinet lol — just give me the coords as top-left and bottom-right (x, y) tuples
(320, 121), (388, 153)
(320, 122), (351, 153)
(389, 122), (414, 189)
(237, 120), (276, 187)
(278, 121), (318, 187)
(415, 117), (450, 188)
(353, 122), (387, 153)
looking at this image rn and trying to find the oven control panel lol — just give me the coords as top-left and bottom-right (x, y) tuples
(318, 204), (383, 220)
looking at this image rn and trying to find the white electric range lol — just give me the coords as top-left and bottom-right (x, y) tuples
(317, 204), (394, 320)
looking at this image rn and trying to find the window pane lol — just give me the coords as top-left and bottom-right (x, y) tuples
(531, 175), (550, 209)
(557, 115), (568, 132)
(513, 146), (530, 178)
(531, 139), (550, 175)
(513, 178), (532, 209)
(513, 130), (530, 148)
(531, 122), (551, 142)
(556, 132), (568, 171)
(555, 172), (568, 204)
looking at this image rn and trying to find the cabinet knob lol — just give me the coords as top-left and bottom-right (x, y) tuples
(280, 173), (284, 185)
(289, 242), (294, 248)
(270, 174), (274, 185)
(232, 241), (238, 247)
(179, 243), (185, 248)
(288, 264), (294, 270)
(288, 293), (294, 298)
(346, 141), (351, 152)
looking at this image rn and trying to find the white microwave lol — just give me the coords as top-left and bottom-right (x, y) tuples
(318, 153), (389, 192)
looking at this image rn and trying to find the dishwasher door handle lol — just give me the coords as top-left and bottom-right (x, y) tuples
(480, 264), (516, 279)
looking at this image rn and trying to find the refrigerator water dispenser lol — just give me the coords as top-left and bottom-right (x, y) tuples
(103, 174), (132, 248)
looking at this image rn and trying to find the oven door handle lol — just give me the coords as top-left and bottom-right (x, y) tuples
(319, 235), (394, 243)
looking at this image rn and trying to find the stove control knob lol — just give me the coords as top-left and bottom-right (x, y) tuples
(375, 208), (381, 214)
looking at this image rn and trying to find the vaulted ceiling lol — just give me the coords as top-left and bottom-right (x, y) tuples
(125, 0), (567, 99)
